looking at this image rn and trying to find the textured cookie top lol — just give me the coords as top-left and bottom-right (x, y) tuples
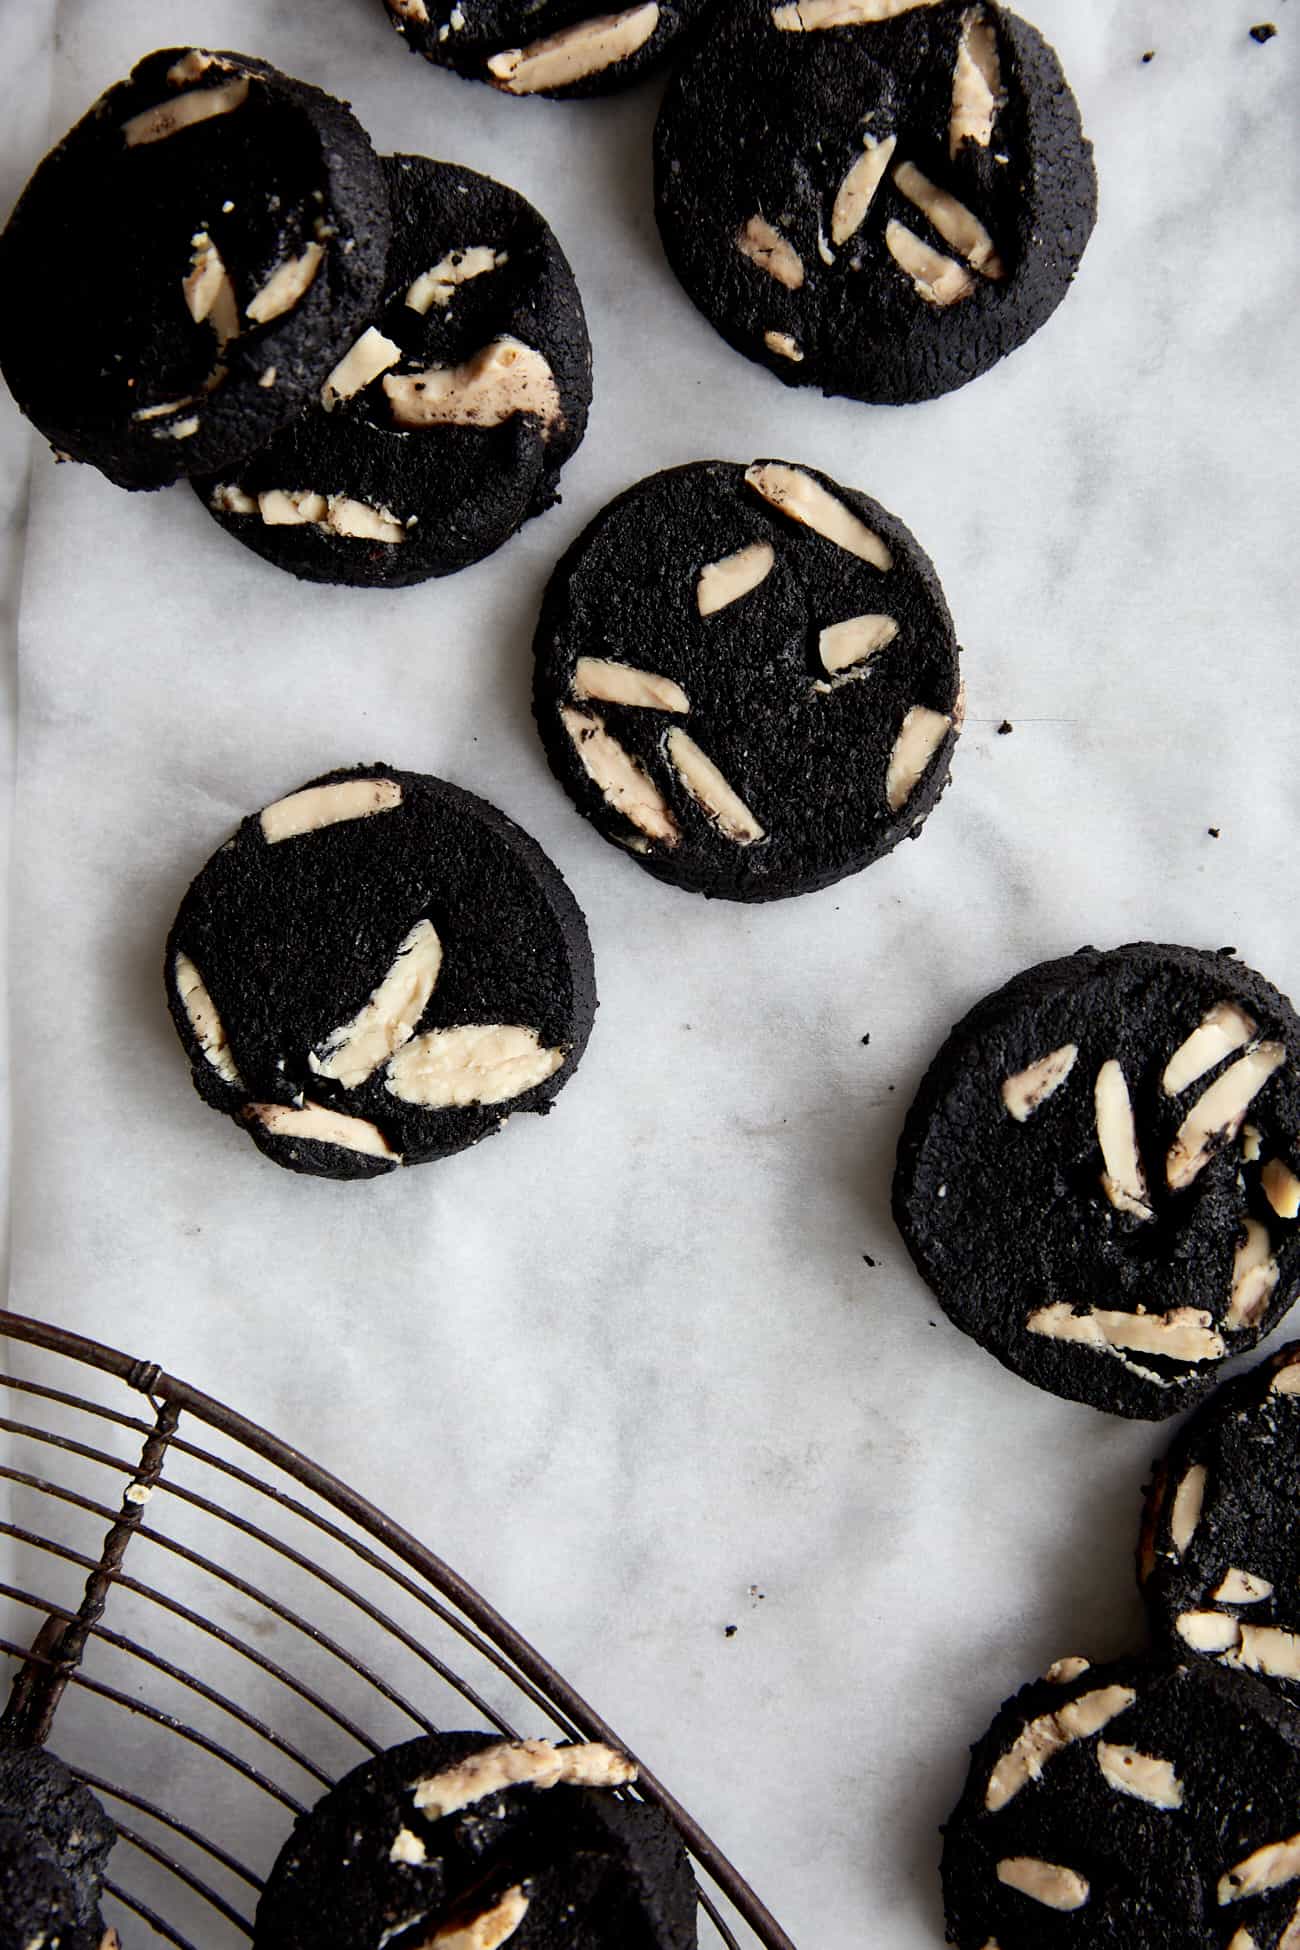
(943, 1655), (1300, 1950)
(893, 943), (1300, 1418)
(380, 0), (711, 99)
(0, 1742), (117, 1928)
(532, 459), (961, 901)
(165, 766), (597, 1179)
(0, 47), (390, 488)
(654, 0), (1097, 402)
(254, 1732), (698, 1950)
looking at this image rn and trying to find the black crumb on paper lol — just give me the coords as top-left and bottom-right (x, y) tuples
(1141, 48), (1156, 62)
(1208, 827), (1221, 839)
(863, 1253), (877, 1267)
(997, 719), (1014, 735)
(748, 1585), (765, 1604)
(724, 1624), (738, 1638)
(861, 1032), (871, 1046)
(1250, 23), (1278, 41)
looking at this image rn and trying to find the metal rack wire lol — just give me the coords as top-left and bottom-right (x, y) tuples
(0, 1310), (796, 1950)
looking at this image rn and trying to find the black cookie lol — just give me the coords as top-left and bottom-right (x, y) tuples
(0, 1820), (116, 1950)
(942, 1654), (1300, 1950)
(654, 0), (1097, 403)
(0, 1743), (117, 1932)
(532, 459), (961, 901)
(893, 943), (1300, 1419)
(164, 766), (597, 1180)
(195, 154), (591, 587)
(0, 47), (390, 490)
(254, 1733), (697, 1950)
(1140, 1342), (1300, 1705)
(379, 0), (710, 99)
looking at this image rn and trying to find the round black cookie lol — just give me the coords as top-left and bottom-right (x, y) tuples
(1140, 1341), (1300, 1705)
(654, 0), (1097, 404)
(0, 1742), (117, 1934)
(942, 1653), (1300, 1950)
(195, 155), (591, 587)
(892, 943), (1300, 1419)
(164, 765), (597, 1179)
(379, 0), (710, 100)
(532, 459), (961, 901)
(253, 1732), (697, 1950)
(0, 47), (390, 490)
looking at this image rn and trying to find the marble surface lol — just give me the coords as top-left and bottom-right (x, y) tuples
(1, 1), (1298, 1945)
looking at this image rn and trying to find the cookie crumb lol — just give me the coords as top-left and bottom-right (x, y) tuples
(997, 719), (1014, 735)
(1250, 22), (1278, 41)
(748, 1584), (765, 1604)
(861, 1032), (871, 1046)
(1207, 827), (1220, 838)
(1141, 48), (1156, 62)
(863, 1253), (877, 1267)
(724, 1624), (738, 1638)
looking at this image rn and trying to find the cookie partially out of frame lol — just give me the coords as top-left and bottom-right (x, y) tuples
(893, 943), (1300, 1419)
(942, 1654), (1300, 1950)
(0, 1820), (117, 1950)
(0, 1743), (117, 1935)
(654, 0), (1096, 404)
(379, 0), (711, 100)
(165, 766), (596, 1179)
(1140, 1342), (1300, 1705)
(0, 47), (390, 489)
(196, 155), (591, 587)
(254, 1733), (698, 1950)
(532, 459), (961, 901)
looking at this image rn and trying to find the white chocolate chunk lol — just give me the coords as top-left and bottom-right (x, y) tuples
(1263, 1158), (1300, 1220)
(831, 133), (897, 246)
(406, 247), (508, 315)
(1215, 1568), (1273, 1604)
(246, 243), (324, 325)
(1166, 1044), (1287, 1190)
(885, 220), (976, 306)
(183, 235), (239, 344)
(1044, 1657), (1090, 1685)
(736, 215), (805, 290)
(892, 161), (1003, 277)
(950, 6), (1004, 158)
(310, 921), (443, 1088)
(487, 4), (659, 89)
(1162, 1001), (1258, 1095)
(1176, 1610), (1241, 1653)
(174, 952), (241, 1086)
(744, 463), (893, 568)
(996, 1859), (1089, 1912)
(572, 659), (689, 713)
(1227, 1218), (1278, 1331)
(666, 729), (765, 844)
(322, 327), (402, 407)
(245, 1101), (398, 1161)
(261, 777), (403, 844)
(1231, 1626), (1300, 1679)
(697, 541), (775, 615)
(424, 1887), (529, 1950)
(1170, 1463), (1207, 1556)
(255, 489), (406, 543)
(390, 1827), (427, 1864)
(386, 1026), (565, 1109)
(1001, 1044), (1077, 1123)
(1026, 1304), (1225, 1363)
(885, 706), (951, 813)
(984, 1686), (1135, 1812)
(412, 1741), (636, 1817)
(773, 0), (939, 27)
(764, 330), (804, 362)
(819, 614), (898, 675)
(123, 77), (250, 146)
(561, 707), (679, 845)
(1095, 1743), (1183, 1809)
(1219, 1834), (1300, 1905)
(1094, 1059), (1153, 1219)
(384, 338), (561, 437)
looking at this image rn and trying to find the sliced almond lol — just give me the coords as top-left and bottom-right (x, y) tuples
(406, 247), (508, 315)
(1094, 1059), (1153, 1219)
(819, 614), (898, 675)
(772, 0), (939, 27)
(1044, 1657), (1090, 1685)
(764, 330), (804, 362)
(1170, 1463), (1207, 1556)
(123, 77), (250, 146)
(1095, 1743), (1183, 1810)
(384, 338), (561, 438)
(736, 215), (805, 289)
(572, 660), (689, 712)
(1230, 1625), (1300, 1681)
(322, 327), (402, 408)
(1263, 1158), (1300, 1220)
(486, 4), (659, 90)
(561, 706), (679, 844)
(665, 729), (765, 844)
(174, 952), (242, 1087)
(247, 243), (324, 326)
(209, 483), (258, 515)
(1227, 1218), (1278, 1331)
(1176, 1610), (1241, 1653)
(743, 463), (893, 569)
(425, 1886), (530, 1950)
(183, 234), (239, 344)
(310, 920), (442, 1088)
(412, 1740), (635, 1817)
(1000, 1044), (1077, 1123)
(949, 5), (1004, 158)
(1214, 1568), (1273, 1604)
(245, 1101), (398, 1161)
(885, 220), (977, 306)
(1166, 1043), (1287, 1191)
(1219, 1833), (1300, 1905)
(885, 705), (951, 813)
(254, 489), (405, 543)
(984, 1685), (1135, 1812)
(696, 541), (775, 616)
(261, 777), (402, 844)
(831, 134), (897, 247)
(1162, 1000), (1257, 1095)
(995, 1859), (1088, 1913)
(1026, 1304), (1225, 1364)
(1273, 1362), (1300, 1397)
(892, 162), (1002, 277)
(386, 1025), (564, 1109)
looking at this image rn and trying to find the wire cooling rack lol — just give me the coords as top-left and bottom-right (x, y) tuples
(0, 1310), (796, 1950)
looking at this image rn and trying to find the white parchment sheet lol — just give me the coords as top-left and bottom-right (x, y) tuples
(1, 1), (1298, 1944)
